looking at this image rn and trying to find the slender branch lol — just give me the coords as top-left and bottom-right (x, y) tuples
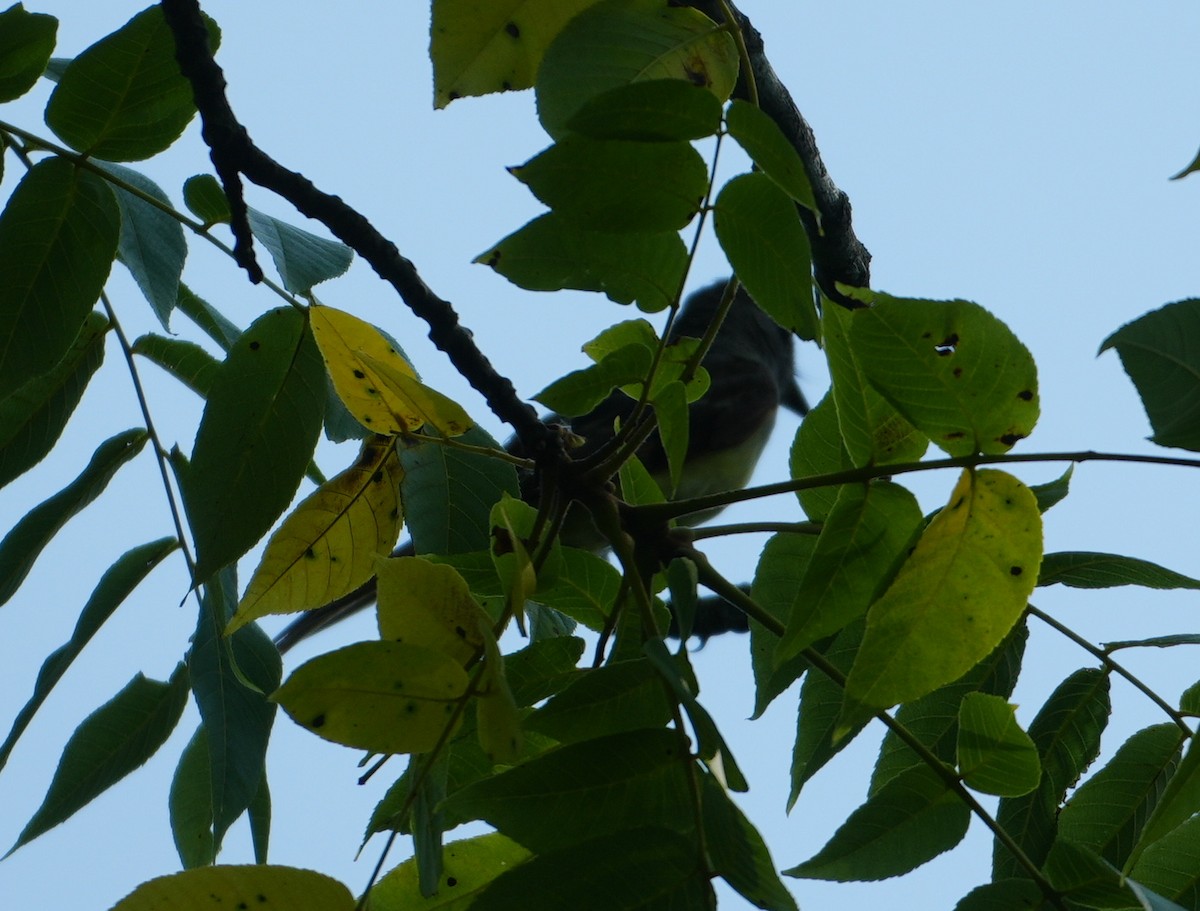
(637, 448), (1200, 524)
(160, 0), (550, 459)
(683, 0), (872, 301)
(1027, 604), (1192, 734)
(687, 520), (821, 540)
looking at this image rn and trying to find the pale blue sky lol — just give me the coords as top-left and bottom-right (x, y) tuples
(1, 4), (1199, 909)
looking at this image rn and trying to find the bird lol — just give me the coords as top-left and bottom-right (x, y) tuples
(274, 280), (806, 652)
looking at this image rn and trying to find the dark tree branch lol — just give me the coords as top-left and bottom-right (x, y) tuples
(159, 0), (551, 455)
(685, 0), (873, 304)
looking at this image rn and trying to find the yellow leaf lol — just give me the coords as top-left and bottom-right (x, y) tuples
(226, 437), (403, 634)
(368, 832), (531, 910)
(376, 557), (489, 666)
(840, 469), (1042, 732)
(111, 864), (354, 911)
(272, 641), (468, 754)
(309, 303), (421, 435)
(359, 352), (474, 437)
(490, 494), (538, 634)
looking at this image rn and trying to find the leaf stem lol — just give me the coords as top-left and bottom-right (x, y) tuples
(1027, 604), (1192, 735)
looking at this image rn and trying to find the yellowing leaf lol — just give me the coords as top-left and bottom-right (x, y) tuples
(368, 832), (531, 911)
(840, 469), (1042, 732)
(272, 641), (469, 754)
(309, 303), (420, 434)
(227, 437), (403, 634)
(111, 864), (353, 911)
(476, 617), (522, 764)
(490, 494), (539, 633)
(430, 0), (602, 107)
(359, 352), (474, 437)
(376, 557), (489, 665)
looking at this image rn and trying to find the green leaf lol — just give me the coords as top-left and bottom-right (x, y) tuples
(956, 692), (1041, 797)
(272, 641), (470, 754)
(477, 211), (687, 312)
(823, 303), (928, 467)
(0, 309), (108, 490)
(0, 3), (57, 103)
(0, 537), (177, 772)
(132, 333), (221, 399)
(645, 638), (748, 792)
(788, 621), (865, 807)
(1030, 465), (1073, 513)
(1100, 299), (1200, 451)
(369, 832), (533, 911)
(108, 865), (354, 911)
(1106, 634), (1200, 652)
(183, 174), (231, 226)
(399, 426), (520, 556)
(849, 293), (1040, 455)
(1130, 733), (1200, 870)
(1129, 813), (1200, 908)
(45, 7), (219, 161)
(532, 547), (623, 632)
(184, 307), (325, 582)
(247, 768), (270, 864)
(952, 879), (1044, 911)
(701, 774), (798, 911)
(535, 0), (737, 138)
(0, 158), (119, 395)
(713, 173), (817, 339)
(430, 0), (599, 108)
(0, 428), (147, 606)
(102, 163), (187, 328)
(467, 828), (711, 911)
(788, 391), (850, 522)
(246, 207), (354, 294)
(775, 481), (922, 664)
(750, 532), (815, 716)
(993, 668), (1111, 879)
(188, 570), (281, 849)
(1057, 723), (1182, 868)
(502, 636), (584, 707)
(176, 283), (241, 351)
(512, 136), (707, 233)
(785, 765), (970, 881)
(1038, 552), (1200, 590)
(8, 663), (189, 855)
(440, 728), (694, 854)
(535, 341), (650, 416)
(725, 100), (817, 211)
(841, 469), (1042, 728)
(170, 727), (217, 868)
(526, 658), (671, 744)
(566, 78), (723, 141)
(1171, 145), (1200, 181)
(654, 378), (689, 493)
(871, 623), (1028, 794)
(1042, 839), (1142, 909)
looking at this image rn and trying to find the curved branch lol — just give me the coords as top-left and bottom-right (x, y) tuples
(159, 0), (551, 457)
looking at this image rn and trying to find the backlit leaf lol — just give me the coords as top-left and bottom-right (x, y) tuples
(956, 692), (1040, 797)
(272, 641), (469, 754)
(229, 436), (403, 631)
(109, 865), (353, 911)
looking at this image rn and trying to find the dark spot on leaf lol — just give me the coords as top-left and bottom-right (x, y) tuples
(1017, 389), (1034, 401)
(406, 701), (419, 715)
(945, 431), (965, 439)
(330, 555), (339, 563)
(249, 340), (261, 351)
(309, 713), (326, 728)
(921, 331), (932, 339)
(305, 548), (316, 559)
(237, 902), (248, 910)
(447, 877), (459, 888)
(448, 90), (461, 101)
(505, 21), (519, 38)
(363, 415), (374, 424)
(367, 386), (378, 395)
(372, 470), (384, 483)
(394, 679), (405, 690)
(353, 369), (366, 379)
(483, 250), (501, 267)
(1010, 566), (1023, 576)
(934, 333), (958, 356)
(501, 80), (512, 91)
(455, 625), (467, 640)
(952, 367), (963, 378)
(999, 433), (1023, 446)
(492, 526), (515, 555)
(390, 507), (400, 519)
(256, 896), (268, 904)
